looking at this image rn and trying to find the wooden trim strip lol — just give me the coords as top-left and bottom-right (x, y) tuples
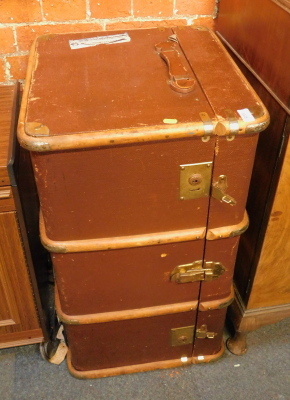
(67, 350), (192, 379)
(206, 211), (249, 240)
(198, 285), (234, 311)
(67, 342), (225, 379)
(237, 304), (290, 332)
(192, 341), (225, 364)
(228, 285), (290, 332)
(0, 319), (17, 327)
(272, 0), (290, 13)
(19, 114), (268, 153)
(0, 187), (15, 213)
(55, 287), (198, 325)
(0, 188), (12, 199)
(23, 121), (209, 150)
(0, 329), (44, 349)
(40, 211), (206, 253)
(0, 337), (44, 349)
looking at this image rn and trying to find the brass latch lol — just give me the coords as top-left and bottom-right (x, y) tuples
(170, 260), (225, 283)
(196, 325), (217, 339)
(212, 175), (236, 206)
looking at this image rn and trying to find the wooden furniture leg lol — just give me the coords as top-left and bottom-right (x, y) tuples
(226, 331), (247, 355)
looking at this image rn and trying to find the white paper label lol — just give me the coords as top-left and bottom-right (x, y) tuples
(237, 108), (255, 122)
(163, 118), (178, 124)
(69, 33), (131, 49)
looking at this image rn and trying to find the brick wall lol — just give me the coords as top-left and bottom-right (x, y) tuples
(0, 0), (218, 85)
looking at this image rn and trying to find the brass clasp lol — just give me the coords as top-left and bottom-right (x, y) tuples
(196, 325), (217, 339)
(170, 261), (225, 283)
(211, 175), (236, 206)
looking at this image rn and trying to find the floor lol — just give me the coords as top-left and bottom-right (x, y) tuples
(0, 317), (289, 400)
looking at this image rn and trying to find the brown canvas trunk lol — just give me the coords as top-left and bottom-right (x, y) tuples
(18, 26), (269, 378)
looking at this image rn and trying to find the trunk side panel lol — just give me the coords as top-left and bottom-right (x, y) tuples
(53, 240), (203, 315)
(65, 311), (196, 371)
(32, 138), (215, 241)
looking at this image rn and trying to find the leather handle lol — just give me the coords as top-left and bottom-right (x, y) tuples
(155, 40), (195, 94)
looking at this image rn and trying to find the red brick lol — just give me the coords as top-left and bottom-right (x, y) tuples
(0, 0), (42, 23)
(0, 60), (6, 83)
(91, 0), (131, 19)
(106, 19), (187, 31)
(134, 0), (173, 17)
(132, 18), (187, 28)
(176, 0), (216, 15)
(42, 0), (86, 22)
(192, 17), (215, 30)
(7, 55), (29, 80)
(105, 21), (144, 31)
(0, 28), (16, 54)
(17, 23), (103, 52)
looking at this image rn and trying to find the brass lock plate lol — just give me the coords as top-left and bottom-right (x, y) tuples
(171, 325), (195, 346)
(179, 162), (213, 200)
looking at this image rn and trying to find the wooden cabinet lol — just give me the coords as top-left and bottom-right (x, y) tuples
(0, 84), (44, 348)
(249, 136), (290, 309)
(216, 0), (290, 353)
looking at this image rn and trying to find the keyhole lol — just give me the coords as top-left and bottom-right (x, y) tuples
(178, 335), (189, 344)
(188, 174), (202, 186)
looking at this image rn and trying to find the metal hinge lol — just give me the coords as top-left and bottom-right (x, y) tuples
(170, 260), (225, 284)
(224, 109), (239, 141)
(211, 175), (237, 206)
(196, 325), (217, 339)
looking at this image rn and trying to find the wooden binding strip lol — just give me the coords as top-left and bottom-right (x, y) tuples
(67, 341), (225, 379)
(67, 350), (192, 379)
(55, 286), (198, 325)
(206, 211), (249, 240)
(191, 341), (225, 364)
(198, 285), (234, 311)
(40, 211), (248, 254)
(40, 211), (206, 253)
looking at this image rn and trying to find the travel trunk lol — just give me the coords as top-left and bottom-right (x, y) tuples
(18, 26), (269, 378)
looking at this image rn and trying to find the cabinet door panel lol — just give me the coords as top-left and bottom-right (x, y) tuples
(0, 211), (40, 335)
(0, 211), (20, 326)
(0, 266), (20, 327)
